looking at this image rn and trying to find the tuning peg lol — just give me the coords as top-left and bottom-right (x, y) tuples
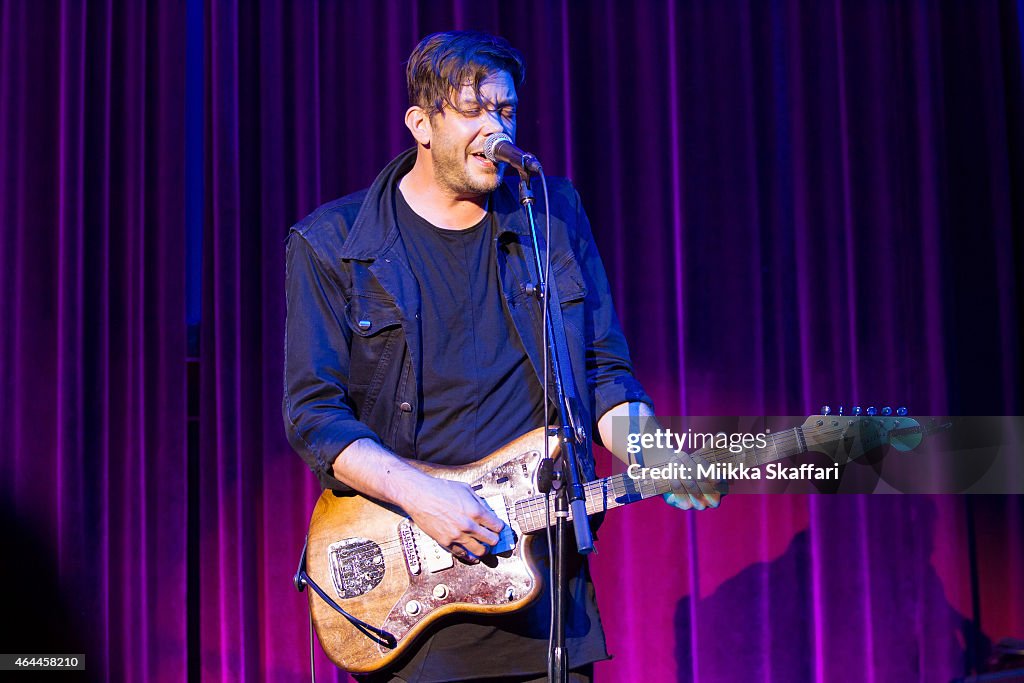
(896, 406), (908, 416)
(837, 405), (845, 416)
(852, 406), (863, 416)
(821, 405), (831, 416)
(882, 406), (892, 416)
(866, 406), (877, 416)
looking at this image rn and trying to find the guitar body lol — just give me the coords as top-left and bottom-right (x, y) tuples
(305, 428), (558, 673)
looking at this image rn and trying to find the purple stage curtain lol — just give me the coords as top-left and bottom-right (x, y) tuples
(0, 0), (188, 680)
(3, 1), (1023, 682)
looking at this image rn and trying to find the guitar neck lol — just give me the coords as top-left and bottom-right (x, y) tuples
(514, 427), (813, 534)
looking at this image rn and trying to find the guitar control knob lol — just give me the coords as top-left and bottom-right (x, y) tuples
(433, 584), (449, 600)
(821, 405), (831, 416)
(882, 407), (893, 416)
(852, 406), (862, 416)
(405, 600), (422, 616)
(866, 406), (877, 416)
(897, 406), (908, 416)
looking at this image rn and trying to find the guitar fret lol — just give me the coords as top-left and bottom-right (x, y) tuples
(516, 414), (915, 536)
(514, 418), (862, 533)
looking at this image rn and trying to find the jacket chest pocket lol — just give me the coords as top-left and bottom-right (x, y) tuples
(344, 294), (405, 411)
(552, 253), (588, 340)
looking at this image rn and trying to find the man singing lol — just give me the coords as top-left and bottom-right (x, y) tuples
(284, 30), (719, 682)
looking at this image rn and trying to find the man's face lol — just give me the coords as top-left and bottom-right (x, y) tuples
(428, 70), (518, 197)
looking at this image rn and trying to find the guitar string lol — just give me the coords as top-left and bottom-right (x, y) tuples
(332, 454), (809, 568)
(328, 458), (687, 561)
(329, 462), (731, 568)
(328, 421), (886, 565)
(514, 419), (891, 528)
(324, 423), (857, 565)
(330, 467), (709, 568)
(326, 435), (800, 566)
(490, 419), (885, 532)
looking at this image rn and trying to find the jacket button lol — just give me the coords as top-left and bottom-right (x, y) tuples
(399, 402), (412, 412)
(358, 319), (371, 331)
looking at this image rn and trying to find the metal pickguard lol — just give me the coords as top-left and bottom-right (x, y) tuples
(376, 450), (542, 652)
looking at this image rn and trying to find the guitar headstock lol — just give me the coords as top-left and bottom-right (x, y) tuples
(800, 405), (928, 459)
(819, 404), (908, 418)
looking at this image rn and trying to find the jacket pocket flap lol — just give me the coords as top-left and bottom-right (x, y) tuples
(345, 295), (402, 336)
(552, 254), (587, 303)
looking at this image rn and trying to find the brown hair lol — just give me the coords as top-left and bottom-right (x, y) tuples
(406, 31), (525, 116)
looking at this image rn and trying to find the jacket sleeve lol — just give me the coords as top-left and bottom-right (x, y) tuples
(282, 231), (381, 491)
(568, 184), (656, 444)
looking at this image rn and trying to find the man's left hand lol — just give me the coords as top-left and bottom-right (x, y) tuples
(662, 450), (727, 511)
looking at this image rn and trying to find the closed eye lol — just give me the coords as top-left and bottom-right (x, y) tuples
(459, 103), (517, 121)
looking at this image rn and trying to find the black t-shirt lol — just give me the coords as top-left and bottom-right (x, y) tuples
(370, 188), (609, 682)
(394, 189), (546, 463)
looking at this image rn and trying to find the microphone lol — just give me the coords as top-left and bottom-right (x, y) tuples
(483, 133), (543, 175)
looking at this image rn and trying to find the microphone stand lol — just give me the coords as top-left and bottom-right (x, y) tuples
(517, 171), (593, 683)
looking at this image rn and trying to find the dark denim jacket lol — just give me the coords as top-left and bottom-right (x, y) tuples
(283, 149), (652, 491)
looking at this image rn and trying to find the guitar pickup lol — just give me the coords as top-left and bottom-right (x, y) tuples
(414, 527), (455, 573)
(402, 520), (457, 574)
(399, 495), (517, 575)
(399, 522), (420, 575)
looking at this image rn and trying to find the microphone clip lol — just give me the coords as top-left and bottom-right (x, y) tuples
(518, 174), (534, 205)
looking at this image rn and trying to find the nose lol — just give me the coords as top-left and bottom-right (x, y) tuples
(480, 109), (505, 136)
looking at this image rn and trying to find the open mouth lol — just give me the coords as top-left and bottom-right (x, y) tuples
(470, 152), (495, 169)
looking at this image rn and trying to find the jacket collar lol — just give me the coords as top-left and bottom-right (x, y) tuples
(338, 148), (531, 261)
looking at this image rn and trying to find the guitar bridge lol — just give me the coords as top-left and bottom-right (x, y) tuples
(327, 537), (385, 599)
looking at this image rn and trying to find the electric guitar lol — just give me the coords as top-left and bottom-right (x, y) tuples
(300, 411), (944, 672)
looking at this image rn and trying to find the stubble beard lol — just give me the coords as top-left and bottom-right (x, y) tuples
(432, 147), (501, 198)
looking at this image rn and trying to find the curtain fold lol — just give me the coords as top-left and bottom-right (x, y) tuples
(2, 1), (1021, 681)
(0, 0), (187, 680)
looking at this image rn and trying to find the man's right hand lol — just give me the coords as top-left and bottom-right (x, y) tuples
(331, 438), (506, 563)
(402, 478), (506, 563)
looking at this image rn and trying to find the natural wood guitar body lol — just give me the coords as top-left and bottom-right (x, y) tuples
(305, 428), (559, 673)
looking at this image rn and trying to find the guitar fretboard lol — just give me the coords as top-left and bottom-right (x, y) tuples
(513, 426), (817, 533)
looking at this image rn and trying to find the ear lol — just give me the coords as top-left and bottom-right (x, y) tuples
(404, 106), (432, 147)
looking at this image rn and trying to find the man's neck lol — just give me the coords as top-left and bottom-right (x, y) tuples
(398, 158), (489, 230)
